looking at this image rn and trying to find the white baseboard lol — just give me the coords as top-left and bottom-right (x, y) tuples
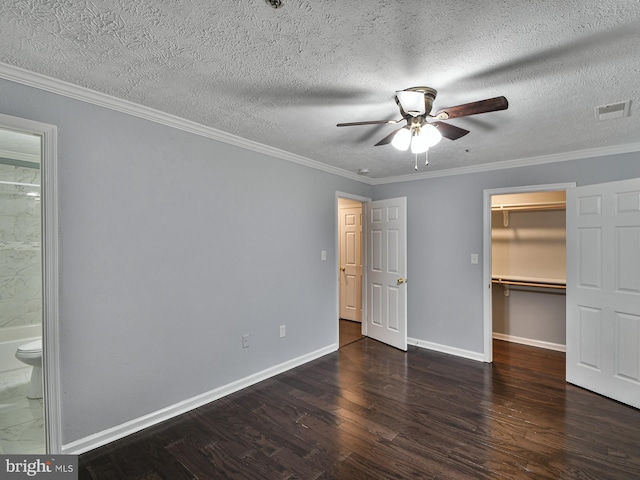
(62, 343), (338, 455)
(492, 332), (566, 352)
(407, 337), (485, 362)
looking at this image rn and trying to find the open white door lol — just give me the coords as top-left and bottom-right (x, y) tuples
(366, 197), (407, 351)
(567, 178), (640, 409)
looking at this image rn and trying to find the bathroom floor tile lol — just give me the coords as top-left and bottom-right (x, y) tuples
(0, 368), (44, 454)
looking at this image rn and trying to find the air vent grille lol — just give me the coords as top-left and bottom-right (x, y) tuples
(595, 101), (631, 121)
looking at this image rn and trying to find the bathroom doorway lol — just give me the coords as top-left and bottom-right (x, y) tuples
(0, 127), (44, 453)
(0, 114), (60, 453)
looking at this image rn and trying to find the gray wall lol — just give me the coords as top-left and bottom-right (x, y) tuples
(373, 157), (640, 354)
(0, 78), (371, 444)
(492, 287), (566, 345)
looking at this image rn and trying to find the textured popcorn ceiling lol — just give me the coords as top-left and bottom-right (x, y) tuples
(0, 1), (639, 179)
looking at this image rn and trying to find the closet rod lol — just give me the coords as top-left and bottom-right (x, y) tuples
(491, 203), (565, 212)
(491, 278), (566, 289)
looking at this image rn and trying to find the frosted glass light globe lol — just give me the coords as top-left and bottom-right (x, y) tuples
(421, 124), (442, 147)
(391, 128), (412, 151)
(411, 134), (429, 154)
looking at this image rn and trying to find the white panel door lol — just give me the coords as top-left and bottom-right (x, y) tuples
(567, 178), (640, 409)
(339, 205), (362, 321)
(366, 197), (407, 351)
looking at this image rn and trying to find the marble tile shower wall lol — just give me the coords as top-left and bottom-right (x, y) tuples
(0, 164), (41, 330)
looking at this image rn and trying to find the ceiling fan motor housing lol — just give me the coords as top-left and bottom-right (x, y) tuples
(402, 86), (437, 116)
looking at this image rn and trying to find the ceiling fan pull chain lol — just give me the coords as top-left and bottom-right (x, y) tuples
(425, 150), (429, 166)
(414, 154), (418, 171)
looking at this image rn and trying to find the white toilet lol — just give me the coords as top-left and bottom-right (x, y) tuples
(15, 338), (43, 399)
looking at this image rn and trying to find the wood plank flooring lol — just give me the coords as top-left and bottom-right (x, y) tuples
(79, 339), (640, 479)
(338, 319), (363, 348)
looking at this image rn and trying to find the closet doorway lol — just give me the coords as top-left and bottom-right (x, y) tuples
(482, 183), (575, 362)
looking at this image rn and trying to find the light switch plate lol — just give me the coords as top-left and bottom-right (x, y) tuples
(471, 253), (479, 264)
(321, 250), (327, 261)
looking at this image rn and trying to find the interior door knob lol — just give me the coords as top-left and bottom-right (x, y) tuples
(397, 278), (407, 285)
(340, 267), (346, 272)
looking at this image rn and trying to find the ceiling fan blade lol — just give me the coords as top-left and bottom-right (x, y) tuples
(434, 96), (508, 120)
(337, 119), (402, 127)
(374, 127), (404, 146)
(431, 121), (470, 141)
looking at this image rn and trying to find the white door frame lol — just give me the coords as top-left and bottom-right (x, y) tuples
(482, 182), (576, 362)
(0, 113), (61, 453)
(336, 192), (371, 343)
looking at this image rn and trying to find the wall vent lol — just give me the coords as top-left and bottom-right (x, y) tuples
(595, 101), (631, 121)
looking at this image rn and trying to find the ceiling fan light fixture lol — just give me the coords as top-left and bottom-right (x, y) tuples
(410, 134), (429, 154)
(396, 90), (426, 117)
(336, 86), (508, 170)
(420, 124), (443, 147)
(391, 128), (411, 151)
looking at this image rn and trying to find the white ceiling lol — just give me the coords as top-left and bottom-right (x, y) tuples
(1, 1), (639, 179)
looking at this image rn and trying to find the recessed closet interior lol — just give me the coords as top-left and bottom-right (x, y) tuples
(491, 191), (567, 351)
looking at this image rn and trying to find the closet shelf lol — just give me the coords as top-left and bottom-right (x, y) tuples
(492, 277), (566, 290)
(491, 202), (565, 212)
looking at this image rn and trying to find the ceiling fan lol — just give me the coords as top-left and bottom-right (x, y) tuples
(337, 87), (508, 169)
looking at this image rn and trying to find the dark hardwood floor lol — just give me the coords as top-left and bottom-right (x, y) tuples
(338, 319), (364, 348)
(79, 339), (640, 479)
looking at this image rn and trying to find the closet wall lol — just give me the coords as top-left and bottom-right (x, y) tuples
(491, 191), (566, 350)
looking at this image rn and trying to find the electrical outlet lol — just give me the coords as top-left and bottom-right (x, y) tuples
(280, 325), (286, 338)
(242, 334), (250, 348)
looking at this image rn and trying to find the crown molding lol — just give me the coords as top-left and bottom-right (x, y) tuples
(371, 142), (640, 185)
(2, 62), (638, 187)
(0, 62), (373, 185)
